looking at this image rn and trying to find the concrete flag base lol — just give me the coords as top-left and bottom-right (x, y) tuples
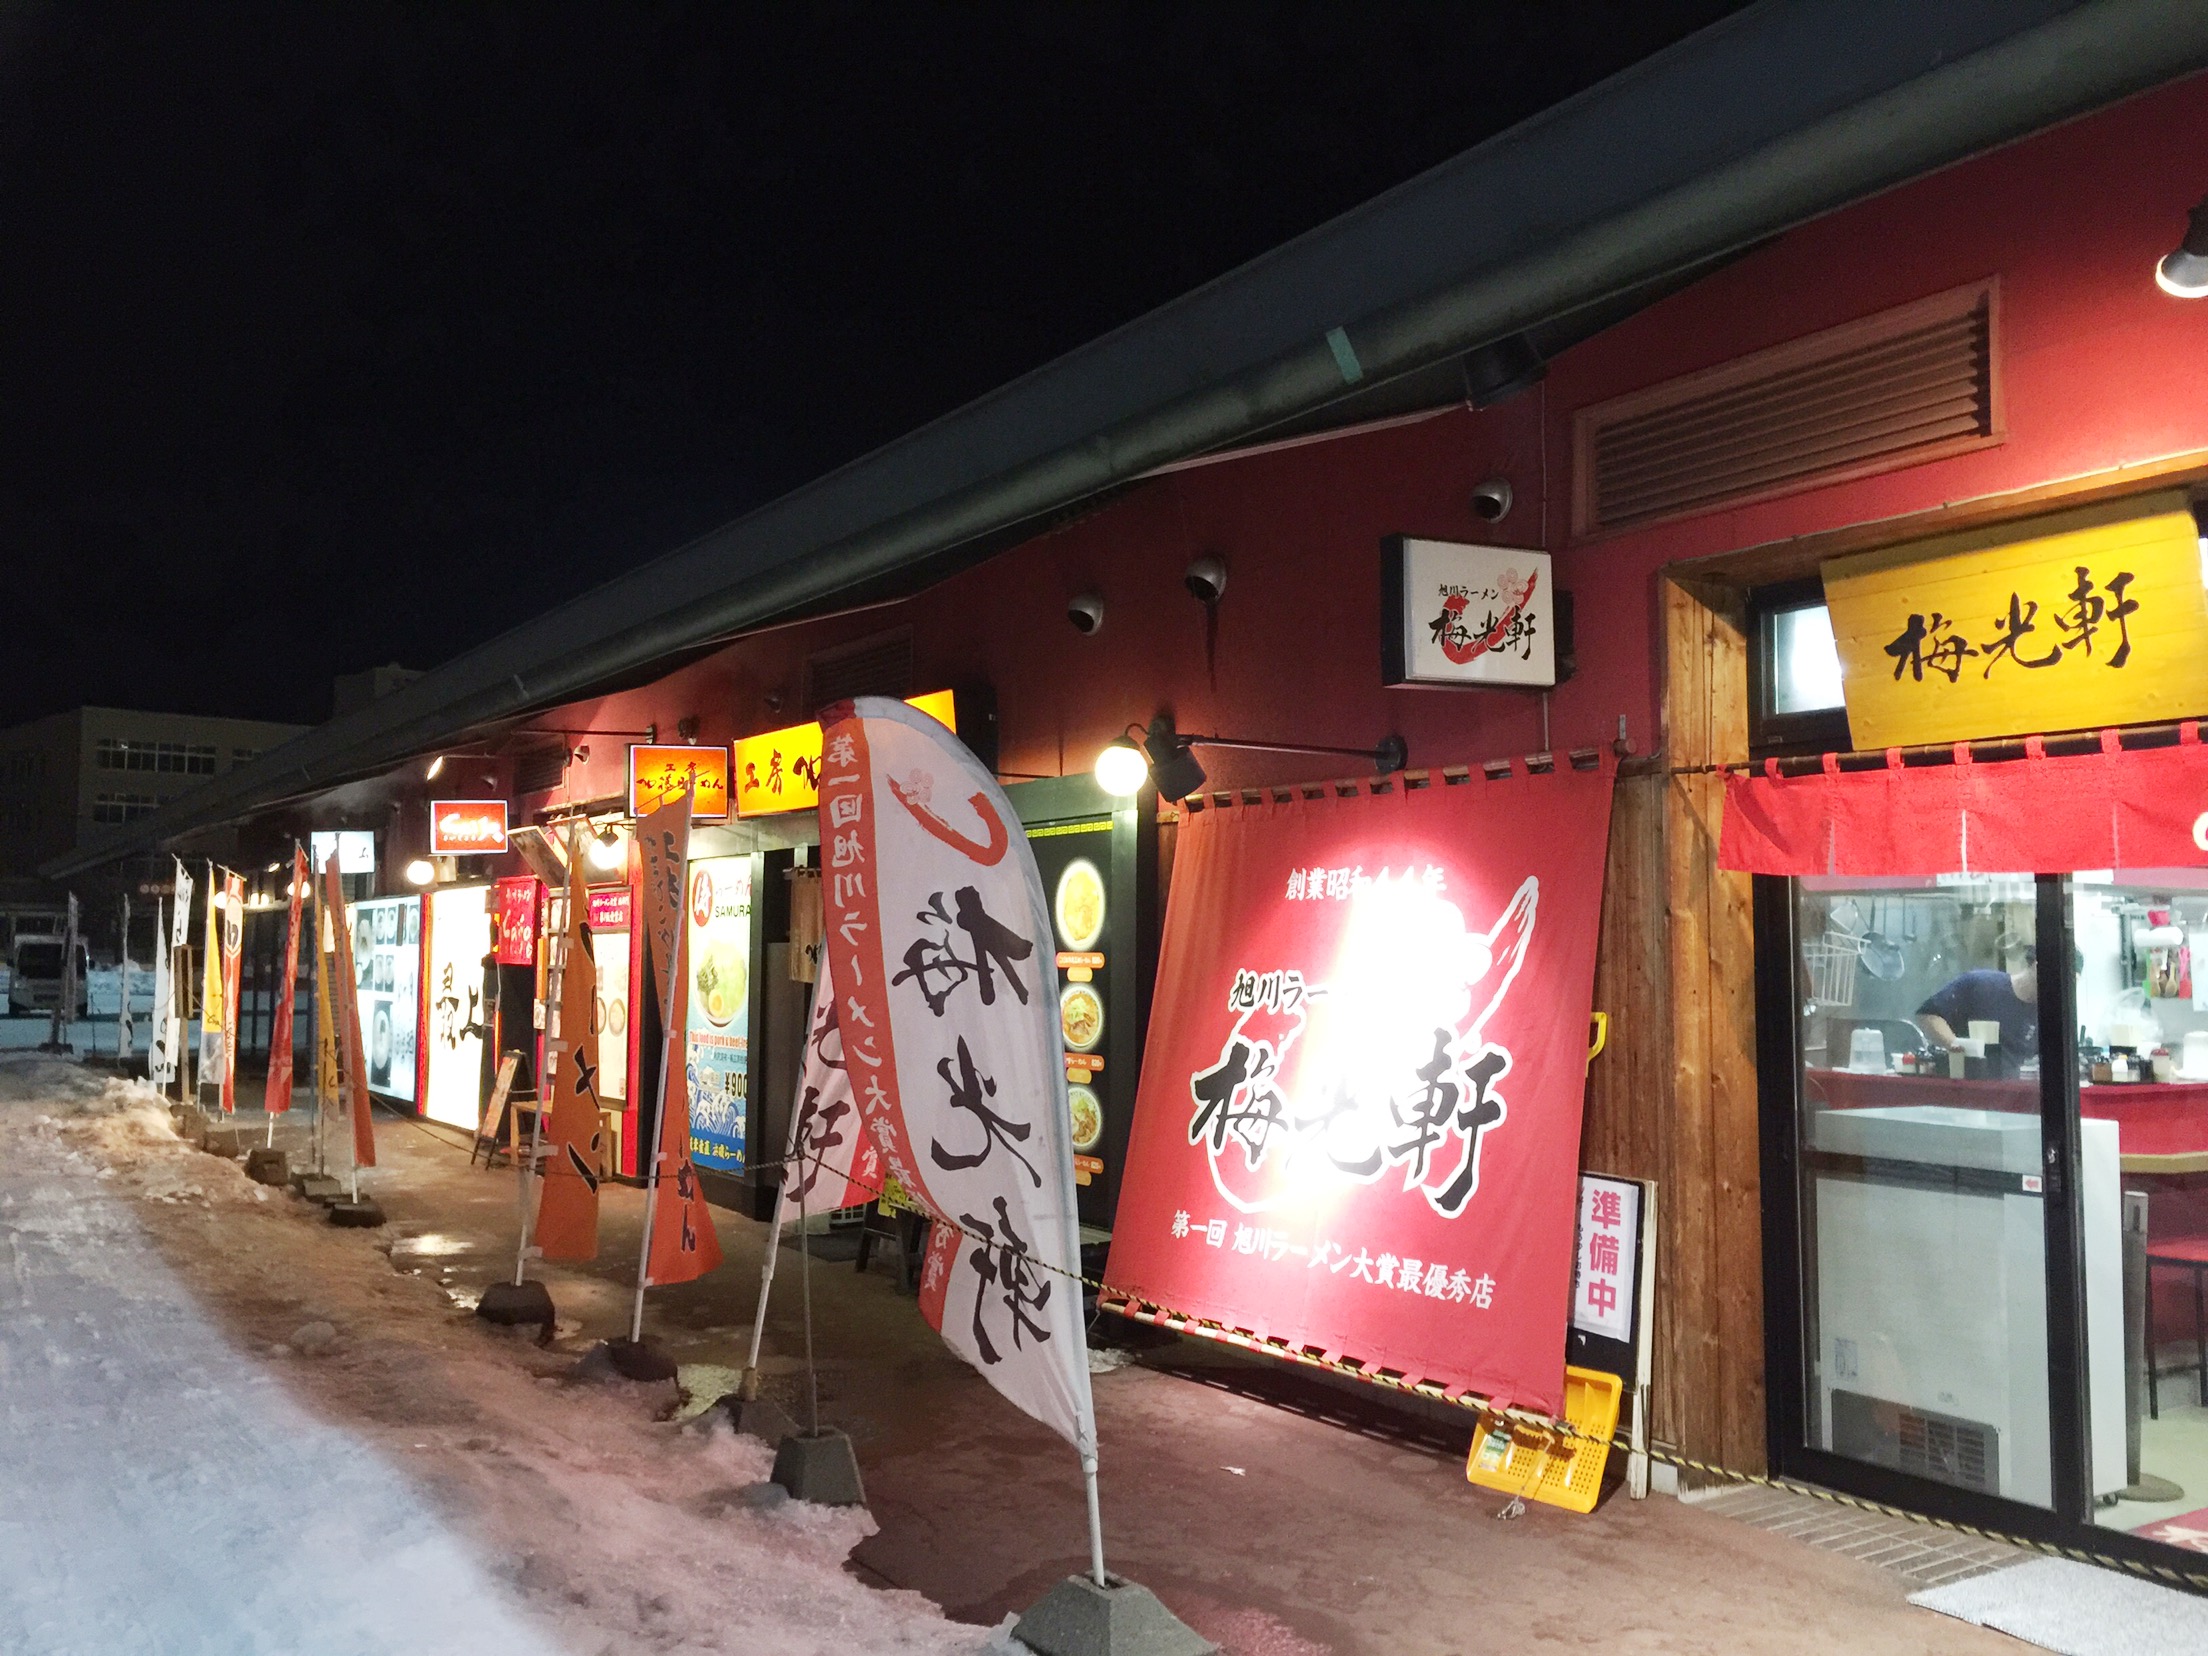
(771, 1428), (866, 1507)
(200, 1124), (244, 1159)
(1011, 1576), (1217, 1656)
(327, 1198), (386, 1228)
(244, 1148), (289, 1186)
(604, 1337), (679, 1382)
(169, 1105), (200, 1137)
(721, 1391), (798, 1447)
(291, 1172), (344, 1204)
(475, 1280), (556, 1333)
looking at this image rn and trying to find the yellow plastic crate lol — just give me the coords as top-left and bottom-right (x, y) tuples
(1464, 1365), (1622, 1514)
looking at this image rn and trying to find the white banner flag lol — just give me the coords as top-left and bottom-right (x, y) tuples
(779, 947), (874, 1217)
(148, 899), (177, 1086)
(170, 860), (193, 950)
(817, 696), (1095, 1455)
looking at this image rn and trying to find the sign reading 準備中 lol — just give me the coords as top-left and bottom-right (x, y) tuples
(1823, 493), (2208, 751)
(1103, 763), (1615, 1415)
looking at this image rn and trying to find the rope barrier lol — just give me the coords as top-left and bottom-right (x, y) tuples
(340, 1111), (2208, 1595)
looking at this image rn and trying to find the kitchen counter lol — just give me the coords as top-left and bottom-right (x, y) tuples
(1806, 1068), (2208, 1172)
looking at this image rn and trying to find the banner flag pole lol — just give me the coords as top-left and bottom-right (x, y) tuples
(628, 904), (687, 1343)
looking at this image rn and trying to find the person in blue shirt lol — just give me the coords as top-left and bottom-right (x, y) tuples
(1916, 948), (2038, 1075)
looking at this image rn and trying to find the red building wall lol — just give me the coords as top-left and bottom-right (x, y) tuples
(536, 70), (2208, 809)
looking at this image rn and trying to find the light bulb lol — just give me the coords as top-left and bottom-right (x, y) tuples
(1093, 739), (1149, 798)
(404, 857), (436, 887)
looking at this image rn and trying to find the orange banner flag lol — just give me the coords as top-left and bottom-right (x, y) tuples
(264, 846), (308, 1115)
(319, 852), (376, 1168)
(535, 843), (604, 1261)
(648, 929), (722, 1285)
(219, 870), (245, 1113)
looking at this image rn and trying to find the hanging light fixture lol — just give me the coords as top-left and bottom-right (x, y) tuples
(403, 857), (436, 887)
(587, 825), (627, 872)
(2157, 196), (2208, 297)
(1094, 715), (1404, 806)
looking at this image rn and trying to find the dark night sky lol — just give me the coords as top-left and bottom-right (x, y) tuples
(0, 2), (1741, 728)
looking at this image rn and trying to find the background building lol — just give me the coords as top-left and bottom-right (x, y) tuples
(0, 707), (306, 945)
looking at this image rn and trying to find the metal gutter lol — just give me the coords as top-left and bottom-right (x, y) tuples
(48, 0), (2208, 876)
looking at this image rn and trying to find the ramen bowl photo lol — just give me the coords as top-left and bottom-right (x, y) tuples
(1066, 1084), (1103, 1153)
(1060, 982), (1103, 1052)
(1054, 858), (1105, 951)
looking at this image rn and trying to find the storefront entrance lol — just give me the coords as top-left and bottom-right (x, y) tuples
(1760, 859), (2208, 1572)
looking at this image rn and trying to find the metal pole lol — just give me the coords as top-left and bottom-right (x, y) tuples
(629, 919), (687, 1344)
(1082, 1454), (1108, 1588)
(513, 832), (575, 1288)
(799, 1170), (818, 1437)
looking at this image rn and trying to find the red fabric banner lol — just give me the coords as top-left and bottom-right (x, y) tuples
(264, 847), (308, 1115)
(646, 929), (724, 1285)
(1720, 725), (2208, 876)
(1104, 761), (1616, 1414)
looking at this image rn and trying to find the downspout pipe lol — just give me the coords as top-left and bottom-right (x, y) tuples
(48, 0), (2208, 876)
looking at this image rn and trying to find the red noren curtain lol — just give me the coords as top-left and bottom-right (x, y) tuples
(1719, 724), (2208, 876)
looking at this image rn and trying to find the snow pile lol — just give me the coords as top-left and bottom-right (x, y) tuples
(0, 1058), (1008, 1656)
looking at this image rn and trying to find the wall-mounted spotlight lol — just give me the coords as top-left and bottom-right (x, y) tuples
(1067, 592), (1105, 634)
(403, 857), (436, 887)
(1094, 714), (1406, 805)
(1183, 556), (1227, 605)
(1471, 477), (1515, 522)
(676, 716), (701, 743)
(2158, 197), (2208, 297)
(570, 743), (590, 765)
(425, 754), (446, 781)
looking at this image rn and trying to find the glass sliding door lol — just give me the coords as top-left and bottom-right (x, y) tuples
(2070, 870), (2208, 1545)
(1789, 874), (2054, 1506)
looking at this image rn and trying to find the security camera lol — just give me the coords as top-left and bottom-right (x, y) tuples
(1183, 555), (1227, 604)
(1067, 592), (1105, 634)
(1471, 478), (1514, 522)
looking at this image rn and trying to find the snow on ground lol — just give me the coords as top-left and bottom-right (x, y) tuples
(0, 1055), (998, 1656)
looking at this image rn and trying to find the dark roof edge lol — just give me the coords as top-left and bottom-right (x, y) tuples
(48, 0), (2208, 878)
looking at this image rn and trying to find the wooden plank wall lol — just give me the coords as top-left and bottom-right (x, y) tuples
(1581, 578), (1764, 1476)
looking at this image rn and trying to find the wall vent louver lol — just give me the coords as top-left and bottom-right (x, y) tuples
(804, 629), (915, 713)
(511, 746), (567, 796)
(1572, 280), (1999, 536)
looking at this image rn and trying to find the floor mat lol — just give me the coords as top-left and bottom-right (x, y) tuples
(1908, 1558), (2208, 1654)
(2131, 1507), (2208, 1554)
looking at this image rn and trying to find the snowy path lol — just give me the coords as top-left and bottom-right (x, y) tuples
(0, 1059), (992, 1656)
(0, 1098), (571, 1654)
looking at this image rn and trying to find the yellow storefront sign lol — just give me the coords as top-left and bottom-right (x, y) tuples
(733, 690), (956, 817)
(1823, 492), (2208, 749)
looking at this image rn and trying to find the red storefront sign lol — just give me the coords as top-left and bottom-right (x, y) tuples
(429, 798), (509, 855)
(495, 876), (540, 965)
(1105, 761), (1615, 1413)
(587, 887), (632, 929)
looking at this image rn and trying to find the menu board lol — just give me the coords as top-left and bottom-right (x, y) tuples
(587, 887), (631, 1106)
(682, 855), (754, 1172)
(347, 895), (420, 1103)
(1025, 820), (1115, 1225)
(422, 886), (493, 1129)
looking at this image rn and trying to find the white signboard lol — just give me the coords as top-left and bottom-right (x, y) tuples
(311, 830), (377, 875)
(347, 895), (419, 1103)
(1570, 1174), (1640, 1343)
(1383, 536), (1556, 688)
(422, 886), (493, 1129)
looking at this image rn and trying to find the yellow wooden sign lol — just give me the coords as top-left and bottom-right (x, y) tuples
(733, 689), (957, 817)
(1822, 492), (2208, 749)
